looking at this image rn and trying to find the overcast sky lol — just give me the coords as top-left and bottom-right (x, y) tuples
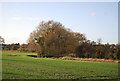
(0, 2), (118, 44)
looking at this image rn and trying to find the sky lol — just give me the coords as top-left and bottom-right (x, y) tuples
(0, 2), (118, 44)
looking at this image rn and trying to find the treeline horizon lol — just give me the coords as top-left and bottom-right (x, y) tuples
(1, 20), (120, 60)
(1, 41), (120, 60)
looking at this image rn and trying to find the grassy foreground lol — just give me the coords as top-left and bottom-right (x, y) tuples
(2, 51), (120, 79)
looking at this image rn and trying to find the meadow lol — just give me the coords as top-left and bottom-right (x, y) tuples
(2, 51), (120, 80)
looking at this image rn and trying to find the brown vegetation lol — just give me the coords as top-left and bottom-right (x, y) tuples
(62, 56), (120, 63)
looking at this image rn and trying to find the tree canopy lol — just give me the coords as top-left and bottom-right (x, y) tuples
(28, 20), (86, 57)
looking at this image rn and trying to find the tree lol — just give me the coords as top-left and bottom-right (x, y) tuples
(18, 44), (28, 52)
(0, 36), (5, 44)
(116, 44), (120, 59)
(11, 43), (20, 50)
(27, 43), (39, 52)
(28, 20), (86, 57)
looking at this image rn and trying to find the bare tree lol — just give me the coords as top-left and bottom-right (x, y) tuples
(0, 36), (5, 44)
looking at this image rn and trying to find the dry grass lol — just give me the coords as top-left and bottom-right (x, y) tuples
(62, 56), (120, 63)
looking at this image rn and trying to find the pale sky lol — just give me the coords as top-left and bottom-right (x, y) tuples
(0, 2), (118, 44)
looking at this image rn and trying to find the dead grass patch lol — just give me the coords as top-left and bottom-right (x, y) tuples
(62, 57), (120, 63)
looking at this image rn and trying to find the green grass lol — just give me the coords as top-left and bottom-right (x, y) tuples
(2, 51), (120, 79)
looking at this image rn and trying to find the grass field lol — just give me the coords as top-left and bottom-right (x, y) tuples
(2, 51), (120, 80)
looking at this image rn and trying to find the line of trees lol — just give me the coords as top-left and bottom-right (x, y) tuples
(0, 36), (20, 50)
(1, 43), (20, 50)
(1, 21), (119, 60)
(75, 42), (120, 60)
